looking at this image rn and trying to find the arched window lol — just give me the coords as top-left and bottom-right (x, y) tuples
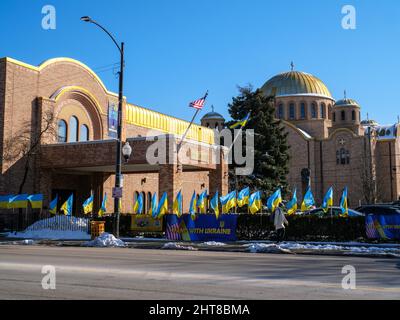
(278, 104), (284, 119)
(300, 103), (306, 119)
(352, 110), (356, 121)
(333, 112), (336, 122)
(320, 103), (326, 119)
(79, 124), (89, 142)
(337, 148), (350, 165)
(311, 103), (317, 119)
(147, 192), (152, 213)
(328, 104), (332, 120)
(68, 116), (79, 142)
(57, 120), (67, 143)
(289, 103), (295, 120)
(341, 110), (346, 121)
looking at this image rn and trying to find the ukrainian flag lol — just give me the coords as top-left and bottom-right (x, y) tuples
(9, 194), (29, 209)
(0, 195), (13, 209)
(189, 191), (197, 220)
(173, 191), (183, 217)
(61, 194), (73, 216)
(249, 191), (262, 214)
(82, 194), (94, 214)
(229, 113), (251, 129)
(301, 186), (315, 212)
(134, 193), (144, 214)
(197, 190), (208, 214)
(98, 193), (107, 217)
(285, 189), (298, 215)
(220, 191), (237, 214)
(155, 192), (168, 219)
(267, 189), (282, 212)
(340, 187), (349, 217)
(149, 193), (158, 217)
(322, 187), (334, 213)
(28, 194), (43, 210)
(237, 187), (250, 207)
(49, 195), (58, 214)
(210, 191), (220, 219)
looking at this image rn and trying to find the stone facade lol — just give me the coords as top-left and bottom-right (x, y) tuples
(0, 57), (228, 215)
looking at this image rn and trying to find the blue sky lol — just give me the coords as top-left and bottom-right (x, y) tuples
(1, 0), (400, 124)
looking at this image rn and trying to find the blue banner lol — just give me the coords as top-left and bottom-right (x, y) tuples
(165, 214), (238, 242)
(365, 214), (400, 240)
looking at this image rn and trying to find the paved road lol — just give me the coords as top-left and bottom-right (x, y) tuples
(0, 245), (399, 299)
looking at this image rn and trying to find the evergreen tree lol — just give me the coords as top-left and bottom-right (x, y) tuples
(227, 86), (290, 196)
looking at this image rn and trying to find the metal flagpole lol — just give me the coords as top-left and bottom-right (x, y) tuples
(177, 91), (208, 152)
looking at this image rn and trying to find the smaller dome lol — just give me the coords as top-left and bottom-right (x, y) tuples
(201, 111), (225, 121)
(334, 98), (360, 108)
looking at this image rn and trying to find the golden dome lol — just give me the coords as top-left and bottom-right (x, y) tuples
(261, 71), (333, 99)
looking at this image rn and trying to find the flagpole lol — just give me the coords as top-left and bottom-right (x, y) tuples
(227, 127), (244, 155)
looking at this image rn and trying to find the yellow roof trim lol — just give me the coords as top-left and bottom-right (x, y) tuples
(4, 57), (118, 98)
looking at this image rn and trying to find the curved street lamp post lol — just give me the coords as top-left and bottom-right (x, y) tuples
(81, 16), (129, 237)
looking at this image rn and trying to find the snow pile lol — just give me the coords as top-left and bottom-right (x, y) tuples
(83, 233), (125, 248)
(7, 216), (91, 240)
(162, 242), (197, 251)
(200, 241), (227, 246)
(245, 243), (292, 254)
(245, 242), (400, 257)
(21, 239), (35, 245)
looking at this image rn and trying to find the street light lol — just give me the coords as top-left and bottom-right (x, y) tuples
(122, 141), (132, 163)
(81, 16), (125, 237)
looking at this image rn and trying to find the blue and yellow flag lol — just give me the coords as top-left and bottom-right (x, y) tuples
(285, 189), (298, 215)
(249, 191), (262, 214)
(98, 193), (107, 217)
(210, 191), (220, 219)
(0, 195), (13, 209)
(149, 193), (158, 216)
(134, 193), (144, 214)
(340, 187), (349, 217)
(28, 194), (43, 210)
(155, 192), (168, 219)
(49, 195), (58, 214)
(197, 190), (208, 214)
(230, 113), (251, 129)
(82, 194), (94, 215)
(301, 186), (315, 212)
(322, 187), (334, 213)
(9, 194), (29, 209)
(61, 194), (73, 216)
(267, 189), (282, 212)
(189, 191), (197, 220)
(237, 187), (250, 207)
(173, 191), (183, 217)
(220, 191), (237, 214)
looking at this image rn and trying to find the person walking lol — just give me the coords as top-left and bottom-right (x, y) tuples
(274, 203), (289, 243)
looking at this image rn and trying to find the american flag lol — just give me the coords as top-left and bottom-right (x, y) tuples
(189, 91), (208, 110)
(166, 220), (182, 240)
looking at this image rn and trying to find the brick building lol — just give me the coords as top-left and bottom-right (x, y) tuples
(260, 68), (400, 207)
(0, 57), (228, 215)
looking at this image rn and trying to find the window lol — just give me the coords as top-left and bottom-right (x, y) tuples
(300, 103), (306, 119)
(57, 120), (67, 143)
(79, 124), (89, 142)
(337, 148), (350, 165)
(68, 116), (79, 142)
(352, 110), (356, 121)
(328, 104), (332, 120)
(278, 104), (284, 119)
(320, 103), (326, 119)
(333, 112), (336, 122)
(289, 103), (295, 120)
(311, 103), (317, 119)
(341, 110), (346, 121)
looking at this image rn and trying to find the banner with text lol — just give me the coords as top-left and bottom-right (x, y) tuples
(365, 214), (400, 240)
(165, 214), (238, 241)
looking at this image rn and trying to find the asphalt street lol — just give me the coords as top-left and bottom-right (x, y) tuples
(0, 245), (399, 299)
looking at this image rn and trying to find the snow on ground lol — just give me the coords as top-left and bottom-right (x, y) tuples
(83, 233), (125, 247)
(245, 242), (400, 257)
(162, 242), (197, 251)
(199, 241), (227, 246)
(6, 216), (91, 240)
